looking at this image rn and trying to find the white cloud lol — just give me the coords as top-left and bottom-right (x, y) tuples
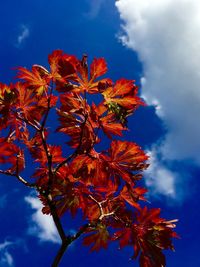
(116, 0), (200, 198)
(0, 240), (14, 267)
(16, 25), (29, 46)
(0, 252), (14, 267)
(0, 241), (12, 251)
(85, 0), (105, 18)
(144, 149), (177, 197)
(25, 196), (60, 244)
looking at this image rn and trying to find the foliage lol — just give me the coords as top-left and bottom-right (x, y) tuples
(0, 50), (177, 267)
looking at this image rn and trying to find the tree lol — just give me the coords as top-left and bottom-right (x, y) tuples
(0, 50), (177, 267)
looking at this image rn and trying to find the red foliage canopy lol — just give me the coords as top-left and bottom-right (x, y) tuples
(0, 50), (177, 267)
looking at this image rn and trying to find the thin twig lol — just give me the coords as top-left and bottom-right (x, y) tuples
(0, 170), (36, 188)
(16, 114), (40, 131)
(41, 85), (53, 129)
(54, 153), (75, 174)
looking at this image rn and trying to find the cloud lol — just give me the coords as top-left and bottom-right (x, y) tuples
(0, 240), (14, 267)
(85, 0), (105, 18)
(25, 196), (60, 244)
(116, 0), (200, 198)
(144, 149), (177, 198)
(16, 25), (29, 46)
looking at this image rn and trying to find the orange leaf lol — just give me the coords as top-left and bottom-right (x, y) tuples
(101, 140), (148, 185)
(83, 224), (109, 251)
(17, 66), (49, 95)
(90, 58), (107, 81)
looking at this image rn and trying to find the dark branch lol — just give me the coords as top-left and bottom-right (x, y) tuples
(51, 223), (91, 267)
(41, 85), (53, 129)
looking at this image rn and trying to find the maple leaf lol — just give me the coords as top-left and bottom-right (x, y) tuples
(17, 65), (50, 95)
(83, 224), (110, 251)
(15, 82), (38, 118)
(48, 51), (108, 94)
(112, 207), (178, 267)
(74, 56), (108, 94)
(57, 92), (97, 152)
(48, 50), (81, 93)
(101, 140), (148, 185)
(72, 56), (108, 94)
(32, 167), (49, 188)
(70, 152), (109, 186)
(48, 50), (63, 79)
(112, 227), (132, 249)
(0, 137), (24, 172)
(40, 172), (91, 217)
(99, 113), (125, 138)
(50, 180), (80, 217)
(48, 50), (78, 82)
(0, 138), (18, 164)
(91, 102), (126, 139)
(120, 185), (148, 209)
(0, 83), (17, 129)
(133, 207), (178, 265)
(102, 78), (143, 108)
(101, 79), (145, 125)
(30, 145), (64, 167)
(90, 58), (107, 81)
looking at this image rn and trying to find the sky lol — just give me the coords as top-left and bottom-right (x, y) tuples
(0, 0), (200, 266)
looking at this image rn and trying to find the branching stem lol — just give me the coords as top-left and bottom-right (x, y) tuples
(89, 195), (115, 221)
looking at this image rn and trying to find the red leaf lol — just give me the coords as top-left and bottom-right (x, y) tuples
(102, 140), (148, 185)
(113, 79), (135, 96)
(70, 152), (109, 186)
(102, 78), (144, 110)
(90, 58), (107, 81)
(30, 145), (64, 166)
(83, 224), (109, 252)
(120, 185), (147, 209)
(48, 50), (79, 84)
(17, 66), (49, 95)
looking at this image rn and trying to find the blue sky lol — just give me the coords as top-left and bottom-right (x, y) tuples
(0, 0), (200, 266)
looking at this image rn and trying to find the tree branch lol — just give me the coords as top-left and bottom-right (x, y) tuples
(45, 195), (66, 243)
(41, 85), (53, 129)
(0, 170), (36, 188)
(54, 153), (75, 174)
(54, 112), (88, 174)
(51, 223), (91, 267)
(51, 241), (68, 267)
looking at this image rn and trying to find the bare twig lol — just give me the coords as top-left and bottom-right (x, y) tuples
(0, 170), (36, 188)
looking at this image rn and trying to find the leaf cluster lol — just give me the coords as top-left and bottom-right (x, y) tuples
(0, 50), (177, 267)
